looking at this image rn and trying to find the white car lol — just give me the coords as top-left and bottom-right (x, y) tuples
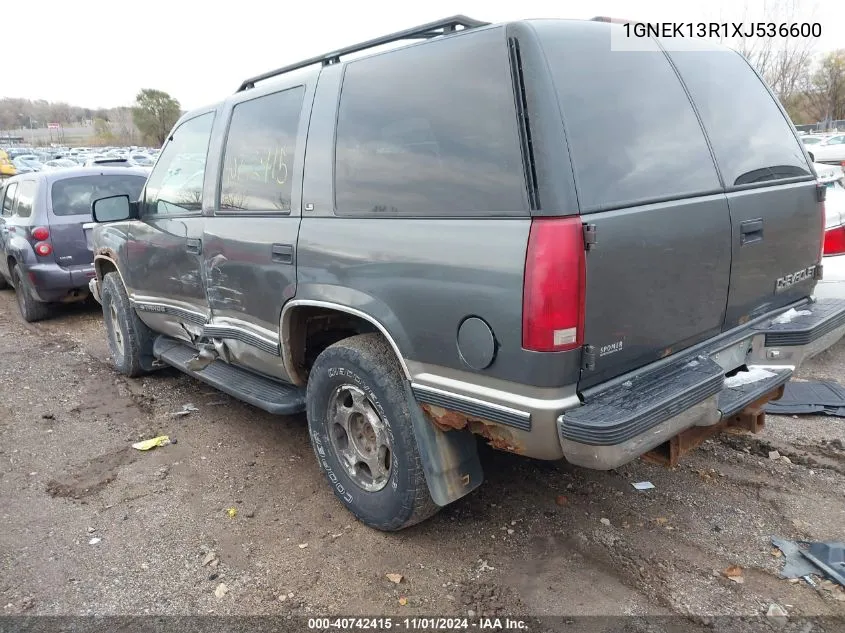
(815, 162), (845, 299)
(800, 134), (830, 147)
(808, 134), (845, 165)
(42, 158), (79, 170)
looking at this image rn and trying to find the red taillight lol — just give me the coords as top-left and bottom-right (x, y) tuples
(522, 217), (586, 352)
(824, 226), (845, 256)
(31, 226), (49, 241)
(34, 241), (52, 256)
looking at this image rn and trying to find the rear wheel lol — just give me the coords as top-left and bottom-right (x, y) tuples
(101, 272), (156, 377)
(306, 333), (438, 531)
(12, 266), (50, 322)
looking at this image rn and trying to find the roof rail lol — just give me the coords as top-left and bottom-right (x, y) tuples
(236, 15), (489, 92)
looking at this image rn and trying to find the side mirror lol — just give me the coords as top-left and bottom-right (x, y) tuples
(92, 195), (138, 222)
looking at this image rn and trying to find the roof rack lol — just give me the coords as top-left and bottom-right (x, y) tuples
(236, 15), (489, 92)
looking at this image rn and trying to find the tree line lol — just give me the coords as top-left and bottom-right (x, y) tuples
(1, 89), (182, 147)
(2, 44), (844, 147)
(741, 44), (845, 125)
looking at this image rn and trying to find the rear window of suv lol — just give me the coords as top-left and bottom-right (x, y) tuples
(532, 21), (721, 212)
(51, 174), (147, 216)
(334, 27), (528, 216)
(666, 47), (811, 187)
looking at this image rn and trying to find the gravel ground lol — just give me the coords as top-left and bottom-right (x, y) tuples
(0, 289), (844, 626)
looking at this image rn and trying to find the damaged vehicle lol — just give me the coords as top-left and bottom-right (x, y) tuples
(88, 16), (845, 531)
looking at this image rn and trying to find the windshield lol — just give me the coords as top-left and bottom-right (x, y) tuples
(51, 174), (146, 216)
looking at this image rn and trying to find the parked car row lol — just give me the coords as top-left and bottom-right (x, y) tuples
(800, 132), (845, 166)
(0, 145), (159, 176)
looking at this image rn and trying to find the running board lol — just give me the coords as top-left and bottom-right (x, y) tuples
(152, 337), (306, 415)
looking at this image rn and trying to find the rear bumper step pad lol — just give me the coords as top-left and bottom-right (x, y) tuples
(559, 356), (724, 446)
(153, 337), (305, 415)
(757, 298), (845, 347)
(717, 367), (793, 418)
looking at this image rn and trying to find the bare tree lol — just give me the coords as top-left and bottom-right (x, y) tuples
(731, 0), (817, 103)
(802, 50), (845, 124)
(112, 107), (139, 145)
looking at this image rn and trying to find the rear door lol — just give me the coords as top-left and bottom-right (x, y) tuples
(666, 47), (819, 328)
(201, 83), (312, 380)
(532, 22), (731, 388)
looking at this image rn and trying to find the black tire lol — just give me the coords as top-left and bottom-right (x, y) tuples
(306, 333), (438, 531)
(101, 272), (156, 377)
(808, 151), (815, 162)
(12, 266), (50, 322)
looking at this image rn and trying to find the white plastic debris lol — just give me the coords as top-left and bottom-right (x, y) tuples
(170, 403), (199, 417)
(632, 481), (655, 491)
(477, 560), (495, 572)
(772, 308), (811, 325)
(88, 537), (101, 545)
(724, 367), (776, 388)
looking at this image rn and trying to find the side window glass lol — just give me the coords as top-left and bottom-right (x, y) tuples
(666, 48), (810, 187)
(219, 87), (304, 213)
(532, 22), (721, 211)
(15, 181), (36, 218)
(2, 183), (18, 217)
(334, 27), (528, 216)
(143, 113), (215, 216)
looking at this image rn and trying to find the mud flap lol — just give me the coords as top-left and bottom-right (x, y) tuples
(404, 383), (483, 507)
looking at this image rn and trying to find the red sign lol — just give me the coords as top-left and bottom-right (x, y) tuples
(48, 123), (60, 130)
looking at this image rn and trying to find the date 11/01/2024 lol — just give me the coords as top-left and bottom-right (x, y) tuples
(623, 22), (821, 39)
(308, 617), (528, 630)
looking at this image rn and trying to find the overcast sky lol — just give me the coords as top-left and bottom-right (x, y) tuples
(2, 0), (843, 110)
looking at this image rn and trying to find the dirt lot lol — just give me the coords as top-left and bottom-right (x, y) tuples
(1, 289), (844, 627)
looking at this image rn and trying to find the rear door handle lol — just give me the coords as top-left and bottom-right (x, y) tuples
(740, 218), (763, 245)
(186, 238), (202, 254)
(271, 243), (294, 264)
